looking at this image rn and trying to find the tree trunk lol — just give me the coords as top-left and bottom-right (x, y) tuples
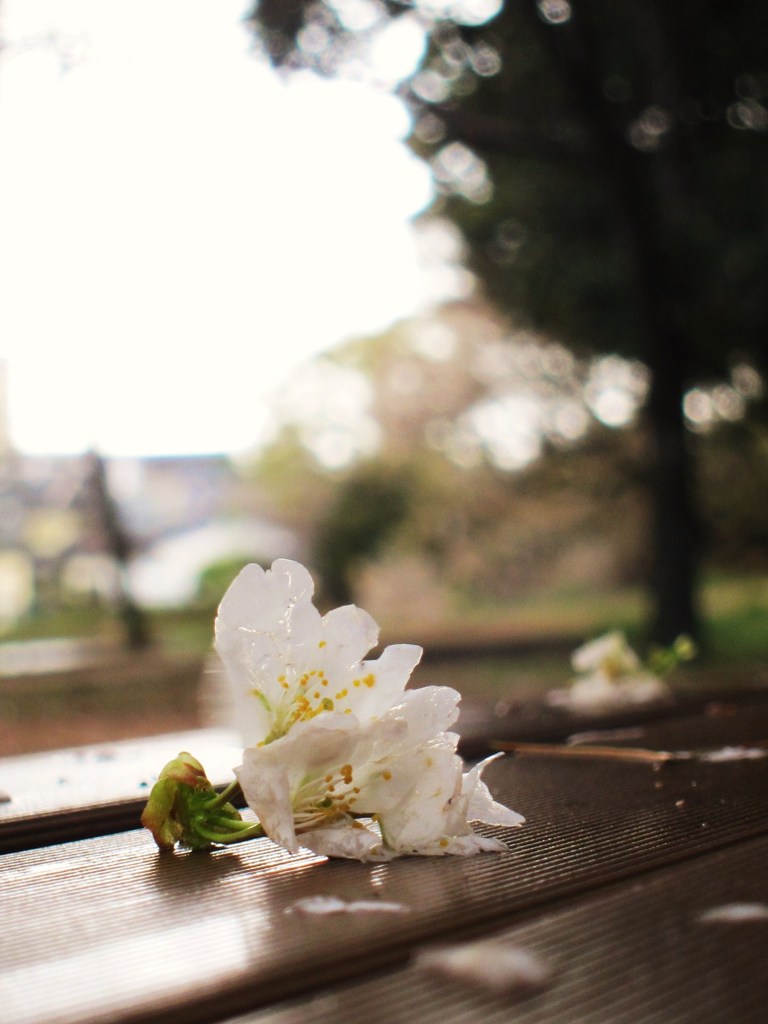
(85, 452), (151, 651)
(523, 0), (703, 643)
(644, 333), (701, 644)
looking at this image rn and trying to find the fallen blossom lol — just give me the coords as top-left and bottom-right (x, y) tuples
(286, 896), (409, 915)
(143, 558), (524, 860)
(698, 903), (768, 923)
(549, 630), (687, 711)
(236, 687), (523, 860)
(415, 938), (551, 994)
(697, 745), (768, 762)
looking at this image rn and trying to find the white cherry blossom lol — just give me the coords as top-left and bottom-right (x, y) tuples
(236, 687), (523, 860)
(550, 630), (670, 710)
(235, 685), (454, 854)
(216, 559), (524, 861)
(215, 559), (422, 746)
(571, 630), (642, 677)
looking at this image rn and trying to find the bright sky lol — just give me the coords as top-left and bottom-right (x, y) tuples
(0, 0), (436, 457)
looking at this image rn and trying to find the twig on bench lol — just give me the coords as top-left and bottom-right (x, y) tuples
(492, 741), (684, 763)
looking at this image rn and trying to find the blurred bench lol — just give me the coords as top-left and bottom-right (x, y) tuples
(2, 692), (768, 1024)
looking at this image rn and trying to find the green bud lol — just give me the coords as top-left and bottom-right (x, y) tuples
(647, 634), (697, 677)
(141, 752), (245, 851)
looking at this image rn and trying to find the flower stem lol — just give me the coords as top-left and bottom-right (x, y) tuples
(195, 822), (264, 845)
(203, 779), (242, 810)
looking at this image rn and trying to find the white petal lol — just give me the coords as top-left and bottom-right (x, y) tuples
(320, 605), (380, 665)
(214, 560), (325, 745)
(380, 686), (461, 742)
(287, 896), (408, 914)
(299, 823), (392, 861)
(354, 689), (459, 772)
(247, 713), (363, 773)
(235, 755), (299, 854)
(215, 560), (315, 637)
(268, 558), (324, 642)
(463, 754), (525, 828)
(214, 561), (425, 746)
(448, 832), (511, 854)
(361, 643), (424, 707)
(372, 738), (466, 849)
(416, 832), (510, 856)
(416, 939), (551, 992)
(566, 672), (669, 710)
(571, 630), (639, 674)
(335, 643), (423, 724)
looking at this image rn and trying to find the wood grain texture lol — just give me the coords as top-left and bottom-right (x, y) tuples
(2, 749), (768, 1024)
(230, 834), (768, 1024)
(0, 729), (242, 852)
(4, 692), (768, 853)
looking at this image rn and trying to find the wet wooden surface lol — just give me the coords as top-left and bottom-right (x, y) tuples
(2, 695), (768, 1024)
(0, 729), (242, 852)
(229, 835), (768, 1024)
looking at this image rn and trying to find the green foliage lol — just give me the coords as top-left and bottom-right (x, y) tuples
(246, 0), (768, 640)
(312, 461), (412, 605)
(248, 0), (768, 382)
(444, 3), (768, 382)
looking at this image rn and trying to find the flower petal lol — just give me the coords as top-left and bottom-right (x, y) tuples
(237, 714), (367, 853)
(571, 630), (640, 674)
(376, 685), (461, 744)
(215, 560), (317, 637)
(299, 822), (391, 861)
(330, 643), (423, 725)
(463, 754), (526, 828)
(214, 560), (424, 745)
(411, 832), (511, 856)
(320, 605), (380, 666)
(215, 560), (326, 744)
(369, 736), (466, 849)
(235, 755), (298, 853)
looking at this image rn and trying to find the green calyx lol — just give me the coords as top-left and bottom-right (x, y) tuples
(141, 751), (262, 851)
(648, 634), (697, 677)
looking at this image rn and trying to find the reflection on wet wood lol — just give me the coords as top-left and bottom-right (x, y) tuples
(3, 752), (768, 1024)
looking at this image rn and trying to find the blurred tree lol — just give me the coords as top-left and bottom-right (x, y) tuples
(247, 0), (768, 643)
(82, 451), (150, 650)
(698, 420), (768, 572)
(312, 460), (412, 605)
(251, 303), (657, 609)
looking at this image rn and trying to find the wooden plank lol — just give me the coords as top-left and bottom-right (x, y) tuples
(230, 834), (768, 1024)
(0, 729), (241, 852)
(3, 696), (768, 853)
(495, 698), (768, 763)
(2, 752), (768, 1024)
(460, 683), (768, 757)
(597, 696), (768, 752)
